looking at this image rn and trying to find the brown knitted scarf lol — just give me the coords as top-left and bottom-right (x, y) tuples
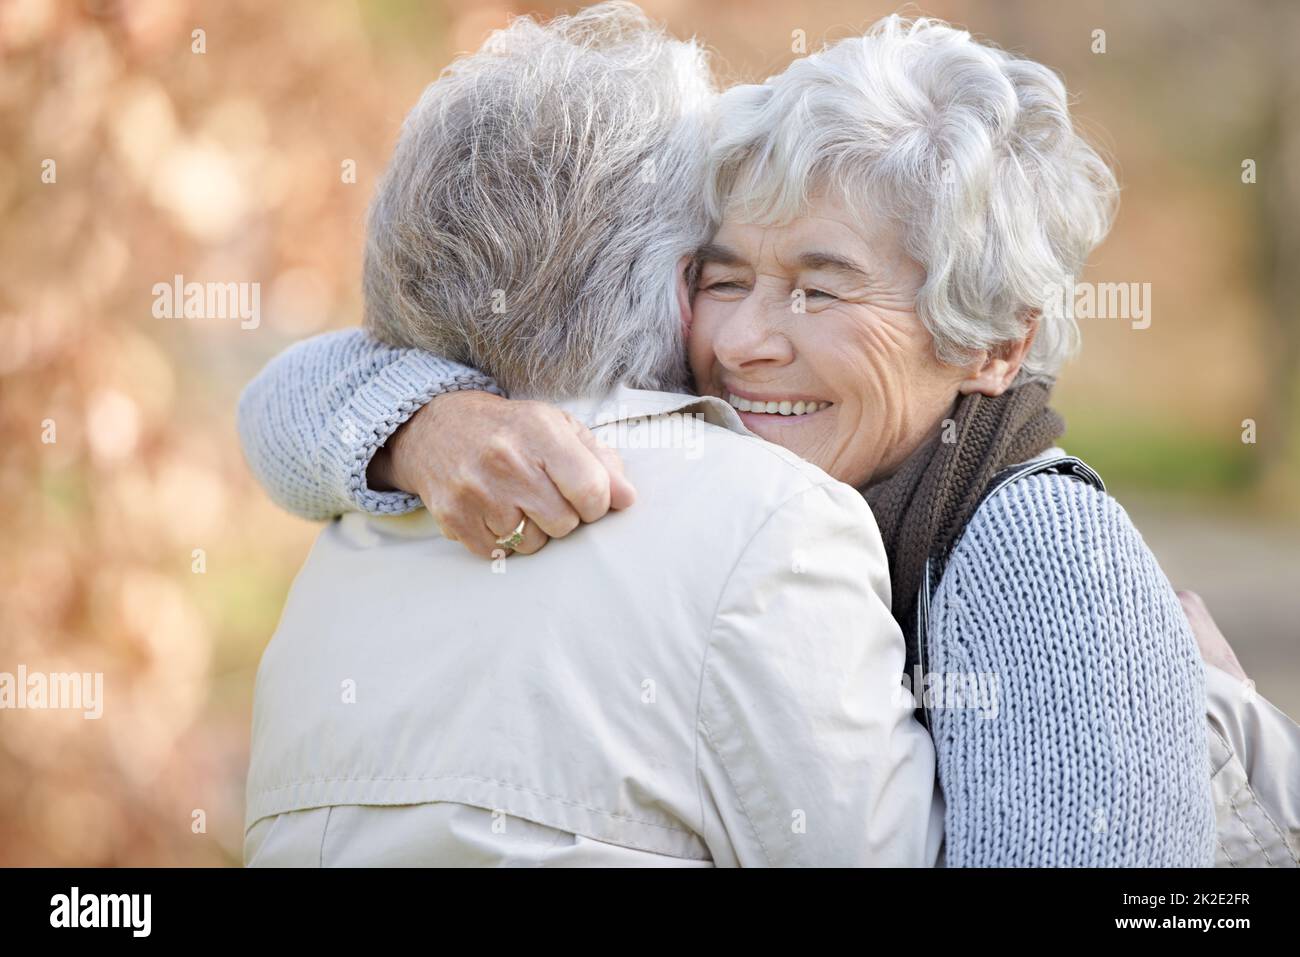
(862, 382), (1065, 668)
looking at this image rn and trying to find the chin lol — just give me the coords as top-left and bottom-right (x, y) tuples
(738, 409), (833, 461)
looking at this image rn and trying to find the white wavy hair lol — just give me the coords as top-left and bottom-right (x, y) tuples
(706, 15), (1119, 380)
(363, 2), (715, 397)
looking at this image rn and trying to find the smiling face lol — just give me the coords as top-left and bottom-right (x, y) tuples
(688, 195), (1021, 488)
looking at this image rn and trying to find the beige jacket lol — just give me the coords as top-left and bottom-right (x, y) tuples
(1206, 663), (1300, 867)
(245, 386), (945, 867)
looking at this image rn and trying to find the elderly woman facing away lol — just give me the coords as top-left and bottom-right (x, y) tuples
(242, 17), (1253, 865)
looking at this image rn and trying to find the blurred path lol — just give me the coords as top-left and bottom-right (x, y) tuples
(1123, 494), (1300, 720)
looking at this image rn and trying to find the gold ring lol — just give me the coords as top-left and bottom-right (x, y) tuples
(495, 518), (527, 550)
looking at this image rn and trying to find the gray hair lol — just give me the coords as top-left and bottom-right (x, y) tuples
(706, 15), (1119, 380)
(363, 1), (715, 398)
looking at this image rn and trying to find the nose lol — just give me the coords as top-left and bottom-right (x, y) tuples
(711, 290), (794, 374)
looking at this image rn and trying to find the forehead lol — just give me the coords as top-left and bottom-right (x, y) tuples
(703, 198), (902, 272)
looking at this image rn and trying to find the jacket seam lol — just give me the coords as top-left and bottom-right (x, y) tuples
(693, 478), (845, 865)
(251, 771), (694, 834)
(259, 802), (707, 861)
(318, 806), (333, 867)
(1226, 774), (1297, 866)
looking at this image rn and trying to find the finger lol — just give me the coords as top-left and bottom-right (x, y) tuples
(518, 481), (583, 539)
(1177, 590), (1249, 682)
(431, 501), (501, 561)
(510, 522), (550, 555)
(485, 506), (528, 543)
(485, 509), (549, 556)
(1177, 590), (1218, 640)
(435, 507), (500, 559)
(431, 513), (459, 544)
(1176, 590), (1208, 616)
(576, 429), (637, 511)
(487, 517), (550, 556)
(592, 444), (637, 512)
(541, 423), (614, 524)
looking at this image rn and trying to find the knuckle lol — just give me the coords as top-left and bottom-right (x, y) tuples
(482, 435), (520, 468)
(516, 401), (559, 426)
(539, 407), (576, 435)
(573, 478), (609, 514)
(487, 513), (520, 537)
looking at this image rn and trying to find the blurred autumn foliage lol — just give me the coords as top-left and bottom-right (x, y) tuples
(0, 0), (1295, 865)
(0, 0), (471, 866)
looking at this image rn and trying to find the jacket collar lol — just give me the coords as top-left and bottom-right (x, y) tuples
(348, 386), (751, 541)
(554, 384), (750, 436)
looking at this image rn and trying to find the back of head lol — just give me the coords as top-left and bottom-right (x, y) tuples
(363, 1), (715, 399)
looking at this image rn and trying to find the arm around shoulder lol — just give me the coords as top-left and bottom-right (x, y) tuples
(236, 328), (500, 520)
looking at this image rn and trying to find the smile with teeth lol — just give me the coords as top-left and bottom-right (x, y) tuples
(727, 393), (831, 416)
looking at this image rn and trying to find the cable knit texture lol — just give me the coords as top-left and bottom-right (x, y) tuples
(929, 472), (1215, 866)
(237, 328), (1216, 866)
(236, 329), (501, 520)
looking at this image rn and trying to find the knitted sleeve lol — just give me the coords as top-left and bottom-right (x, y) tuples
(236, 328), (502, 521)
(926, 473), (1215, 866)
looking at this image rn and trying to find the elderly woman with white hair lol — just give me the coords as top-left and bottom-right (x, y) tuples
(241, 13), (1300, 866)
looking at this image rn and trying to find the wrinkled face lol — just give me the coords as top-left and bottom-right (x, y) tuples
(688, 196), (975, 488)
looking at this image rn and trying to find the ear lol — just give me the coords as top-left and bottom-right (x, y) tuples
(957, 311), (1039, 397)
(677, 254), (693, 339)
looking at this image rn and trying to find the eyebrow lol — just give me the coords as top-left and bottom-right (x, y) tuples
(695, 243), (747, 267)
(796, 251), (872, 283)
(696, 244), (872, 284)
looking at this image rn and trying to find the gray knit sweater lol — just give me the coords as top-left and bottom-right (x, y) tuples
(237, 328), (1216, 867)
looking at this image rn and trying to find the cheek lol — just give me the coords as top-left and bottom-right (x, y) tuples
(821, 313), (915, 407)
(686, 301), (721, 387)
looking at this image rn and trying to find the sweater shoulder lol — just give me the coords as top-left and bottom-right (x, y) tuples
(947, 470), (1153, 591)
(935, 468), (1184, 653)
(931, 467), (1208, 739)
(969, 466), (1125, 539)
(927, 471), (1215, 866)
